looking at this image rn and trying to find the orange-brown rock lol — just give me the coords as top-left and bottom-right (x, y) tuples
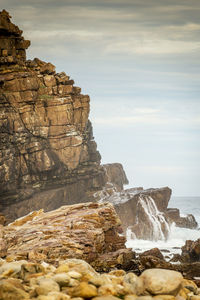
(0, 10), (30, 64)
(2, 202), (135, 271)
(0, 10), (107, 222)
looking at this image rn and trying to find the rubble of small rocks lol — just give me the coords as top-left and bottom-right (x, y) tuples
(0, 257), (200, 300)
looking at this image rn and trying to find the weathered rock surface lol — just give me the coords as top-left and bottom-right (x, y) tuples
(140, 269), (183, 295)
(95, 187), (172, 240)
(0, 257), (198, 300)
(181, 239), (200, 263)
(2, 202), (134, 271)
(103, 163), (129, 191)
(166, 209), (198, 229)
(138, 250), (200, 280)
(0, 10), (197, 243)
(0, 10), (110, 223)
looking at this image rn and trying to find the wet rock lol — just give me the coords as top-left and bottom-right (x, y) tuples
(109, 187), (171, 240)
(140, 268), (183, 295)
(140, 248), (164, 260)
(166, 209), (198, 229)
(181, 239), (200, 262)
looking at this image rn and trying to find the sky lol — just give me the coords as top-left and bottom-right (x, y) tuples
(2, 0), (200, 196)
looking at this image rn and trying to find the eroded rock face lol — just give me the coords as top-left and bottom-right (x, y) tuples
(0, 10), (30, 65)
(181, 239), (200, 263)
(103, 163), (129, 191)
(166, 209), (198, 229)
(2, 202), (134, 271)
(0, 10), (107, 222)
(108, 187), (172, 241)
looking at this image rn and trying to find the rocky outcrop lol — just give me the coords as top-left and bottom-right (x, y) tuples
(96, 187), (172, 240)
(103, 163), (129, 191)
(166, 208), (198, 229)
(181, 239), (200, 263)
(1, 202), (134, 272)
(0, 10), (109, 223)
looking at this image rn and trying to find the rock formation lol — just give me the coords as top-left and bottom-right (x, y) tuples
(166, 208), (198, 229)
(1, 202), (134, 272)
(0, 10), (109, 223)
(94, 186), (172, 240)
(0, 10), (198, 242)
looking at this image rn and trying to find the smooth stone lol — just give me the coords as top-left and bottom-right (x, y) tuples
(140, 269), (183, 296)
(124, 294), (137, 300)
(0, 279), (29, 300)
(190, 296), (200, 300)
(93, 296), (120, 300)
(153, 295), (176, 300)
(53, 273), (71, 287)
(67, 270), (82, 279)
(124, 272), (145, 295)
(0, 260), (27, 277)
(36, 277), (60, 295)
(48, 291), (71, 300)
(72, 281), (98, 298)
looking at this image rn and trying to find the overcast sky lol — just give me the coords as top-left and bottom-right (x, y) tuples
(2, 0), (200, 196)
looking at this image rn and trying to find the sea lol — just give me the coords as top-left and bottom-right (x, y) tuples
(126, 196), (200, 259)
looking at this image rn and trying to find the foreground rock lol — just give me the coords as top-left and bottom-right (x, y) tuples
(0, 257), (199, 300)
(2, 202), (134, 271)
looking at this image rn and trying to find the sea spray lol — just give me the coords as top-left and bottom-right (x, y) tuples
(126, 196), (200, 259)
(138, 195), (170, 241)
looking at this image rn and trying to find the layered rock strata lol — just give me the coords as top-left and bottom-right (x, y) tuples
(1, 202), (134, 272)
(0, 10), (108, 223)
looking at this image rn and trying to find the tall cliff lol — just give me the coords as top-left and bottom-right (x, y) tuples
(0, 10), (110, 222)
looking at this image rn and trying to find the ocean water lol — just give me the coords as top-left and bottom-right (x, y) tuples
(126, 196), (200, 258)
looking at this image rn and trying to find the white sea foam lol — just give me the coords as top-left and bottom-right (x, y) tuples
(126, 196), (200, 258)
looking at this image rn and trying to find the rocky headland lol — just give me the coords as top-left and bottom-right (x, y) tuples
(0, 9), (200, 300)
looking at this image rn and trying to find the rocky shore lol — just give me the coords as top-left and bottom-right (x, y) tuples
(0, 257), (200, 300)
(1, 10), (200, 300)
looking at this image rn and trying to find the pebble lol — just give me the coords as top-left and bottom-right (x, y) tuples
(36, 277), (60, 295)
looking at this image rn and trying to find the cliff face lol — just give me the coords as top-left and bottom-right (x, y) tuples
(0, 10), (107, 222)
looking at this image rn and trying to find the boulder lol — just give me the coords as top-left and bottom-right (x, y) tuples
(181, 239), (200, 262)
(140, 269), (183, 295)
(3, 202), (134, 271)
